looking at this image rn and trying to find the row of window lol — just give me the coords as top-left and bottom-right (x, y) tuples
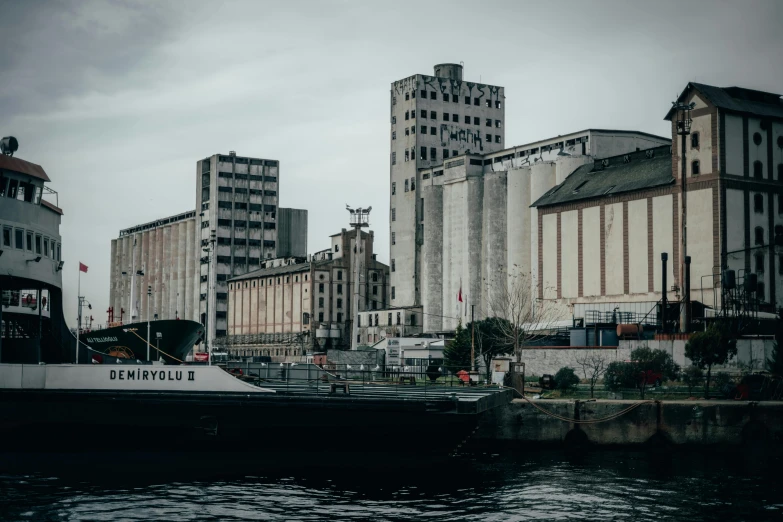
(751, 132), (783, 148)
(0, 174), (43, 204)
(403, 110), (502, 127)
(395, 89), (502, 109)
(2, 226), (60, 260)
(217, 172), (277, 182)
(358, 311), (406, 327)
(229, 273), (311, 290)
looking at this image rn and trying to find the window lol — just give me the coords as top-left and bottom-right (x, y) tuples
(442, 93), (449, 102)
(335, 244), (339, 252)
(495, 136), (501, 143)
(392, 96), (396, 105)
(473, 117), (479, 125)
(404, 179), (409, 192)
(443, 149), (449, 159)
(452, 114), (458, 123)
(396, 312), (401, 325)
(421, 125), (426, 134)
(757, 282), (766, 301)
(465, 96), (470, 104)
(404, 149), (409, 162)
(2, 227), (9, 247)
(410, 177), (415, 190)
(374, 313), (379, 326)
(337, 284), (343, 294)
(14, 229), (23, 249)
(754, 193), (764, 213)
(391, 152), (396, 165)
(430, 111), (436, 119)
(405, 128), (409, 136)
(486, 118), (492, 127)
(495, 120), (501, 128)
(411, 126), (416, 134)
(392, 182), (396, 195)
(319, 283), (324, 292)
(778, 164), (783, 181)
(357, 315), (361, 327)
(391, 232), (396, 245)
(753, 132), (762, 146)
(755, 226), (765, 246)
(392, 116), (396, 124)
(453, 150), (458, 157)
(404, 111), (409, 121)
(485, 100), (491, 108)
(318, 312), (324, 322)
(443, 112), (449, 121)
(43, 238), (49, 257)
(319, 297), (324, 308)
(35, 234), (42, 254)
(392, 208), (396, 221)
(410, 110), (415, 119)
(337, 270), (343, 280)
(420, 147), (427, 161)
(421, 90), (426, 98)
(429, 126), (436, 135)
(50, 239), (56, 258)
(388, 312), (392, 324)
(410, 314), (416, 326)
(430, 147), (436, 160)
(405, 92), (409, 101)
(26, 231), (32, 251)
(372, 272), (378, 282)
(391, 259), (395, 272)
(692, 160), (700, 175)
(464, 115), (470, 124)
(474, 98), (479, 106)
(391, 287), (395, 299)
(392, 131), (396, 140)
(487, 134), (492, 142)
(495, 100), (501, 109)
(337, 298), (343, 308)
(420, 110), (426, 119)
(691, 133), (700, 148)
(754, 161), (763, 179)
(430, 91), (436, 100)
(372, 286), (378, 295)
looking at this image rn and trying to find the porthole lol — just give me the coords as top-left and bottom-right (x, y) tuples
(753, 132), (762, 146)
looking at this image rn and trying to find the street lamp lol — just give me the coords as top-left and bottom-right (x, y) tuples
(672, 99), (695, 333)
(202, 229), (216, 365)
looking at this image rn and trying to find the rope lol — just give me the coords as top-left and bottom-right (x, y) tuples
(126, 329), (186, 364)
(500, 384), (654, 424)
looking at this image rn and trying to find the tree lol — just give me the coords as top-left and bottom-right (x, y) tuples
(629, 345), (680, 399)
(766, 342), (783, 376)
(685, 322), (737, 399)
(604, 361), (638, 393)
(574, 353), (608, 398)
(470, 317), (514, 382)
(554, 366), (580, 392)
(487, 272), (559, 385)
(443, 321), (474, 371)
(681, 365), (704, 397)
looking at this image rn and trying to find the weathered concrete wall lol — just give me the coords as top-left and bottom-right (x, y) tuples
(422, 185), (443, 332)
(277, 208), (308, 258)
(482, 171), (507, 317)
(476, 399), (783, 448)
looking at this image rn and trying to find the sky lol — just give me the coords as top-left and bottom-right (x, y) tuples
(2, 0), (782, 326)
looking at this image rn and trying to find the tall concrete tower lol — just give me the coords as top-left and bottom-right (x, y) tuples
(389, 64), (506, 310)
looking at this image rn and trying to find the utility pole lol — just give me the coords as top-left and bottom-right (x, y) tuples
(346, 205), (371, 350)
(146, 285), (152, 361)
(203, 229), (216, 364)
(672, 99), (694, 333)
(471, 305), (475, 372)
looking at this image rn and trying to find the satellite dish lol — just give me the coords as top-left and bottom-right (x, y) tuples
(1, 136), (18, 157)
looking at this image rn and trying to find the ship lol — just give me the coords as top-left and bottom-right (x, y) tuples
(78, 319), (203, 364)
(0, 136), (202, 365)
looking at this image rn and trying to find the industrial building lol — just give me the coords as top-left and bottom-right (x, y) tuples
(222, 228), (390, 358)
(108, 151), (308, 347)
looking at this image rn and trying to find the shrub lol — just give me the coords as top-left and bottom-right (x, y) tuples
(682, 365), (704, 397)
(604, 361), (637, 392)
(713, 372), (733, 397)
(554, 367), (580, 392)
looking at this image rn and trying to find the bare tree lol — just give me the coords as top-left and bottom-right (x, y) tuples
(574, 353), (608, 398)
(487, 272), (560, 390)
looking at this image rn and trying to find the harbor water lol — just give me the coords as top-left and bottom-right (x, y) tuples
(1, 449), (781, 521)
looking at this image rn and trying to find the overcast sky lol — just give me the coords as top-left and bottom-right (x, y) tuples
(2, 0), (782, 325)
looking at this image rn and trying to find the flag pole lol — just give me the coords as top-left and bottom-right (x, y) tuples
(75, 265), (80, 364)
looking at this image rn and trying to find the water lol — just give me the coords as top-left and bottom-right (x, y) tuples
(1, 450), (781, 521)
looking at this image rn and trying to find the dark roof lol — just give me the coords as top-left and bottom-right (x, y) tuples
(41, 200), (63, 215)
(531, 145), (673, 208)
(665, 83), (783, 120)
(229, 262), (312, 282)
(0, 155), (50, 182)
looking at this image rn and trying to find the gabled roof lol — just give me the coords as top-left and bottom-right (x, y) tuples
(531, 145), (673, 208)
(665, 82), (783, 120)
(0, 155), (50, 182)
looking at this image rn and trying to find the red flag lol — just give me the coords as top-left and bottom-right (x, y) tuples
(79, 262), (88, 273)
(457, 284), (463, 303)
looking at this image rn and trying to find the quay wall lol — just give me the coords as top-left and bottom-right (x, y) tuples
(476, 399), (783, 448)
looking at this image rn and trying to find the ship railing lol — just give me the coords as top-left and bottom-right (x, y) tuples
(222, 361), (513, 401)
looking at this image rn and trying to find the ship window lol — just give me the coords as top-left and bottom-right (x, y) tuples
(43, 237), (49, 257)
(26, 231), (32, 251)
(56, 244), (61, 261)
(2, 227), (10, 247)
(35, 234), (42, 254)
(14, 229), (23, 249)
(7, 179), (18, 199)
(50, 239), (56, 258)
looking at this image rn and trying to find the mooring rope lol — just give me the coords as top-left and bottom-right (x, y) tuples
(500, 385), (655, 424)
(126, 329), (186, 364)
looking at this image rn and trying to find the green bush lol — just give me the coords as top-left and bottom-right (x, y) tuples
(681, 365), (704, 396)
(554, 367), (580, 391)
(604, 361), (637, 392)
